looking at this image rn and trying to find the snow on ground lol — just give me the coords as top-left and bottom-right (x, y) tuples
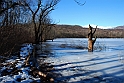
(1, 38), (124, 83)
(44, 38), (124, 83)
(0, 44), (41, 83)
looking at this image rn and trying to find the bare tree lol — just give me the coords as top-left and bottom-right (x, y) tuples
(0, 0), (29, 27)
(88, 24), (97, 52)
(25, 0), (60, 43)
(38, 16), (55, 42)
(0, 0), (32, 56)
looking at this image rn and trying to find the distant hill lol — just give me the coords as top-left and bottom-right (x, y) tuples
(54, 24), (88, 38)
(114, 25), (124, 29)
(53, 24), (124, 38)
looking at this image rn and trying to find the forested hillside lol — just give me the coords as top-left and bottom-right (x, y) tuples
(53, 25), (124, 38)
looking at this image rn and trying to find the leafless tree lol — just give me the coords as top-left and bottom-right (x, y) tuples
(25, 0), (60, 43)
(0, 0), (29, 27)
(88, 24), (97, 52)
(0, 0), (32, 56)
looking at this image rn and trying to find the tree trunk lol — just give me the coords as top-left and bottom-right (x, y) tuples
(88, 24), (97, 52)
(88, 40), (93, 52)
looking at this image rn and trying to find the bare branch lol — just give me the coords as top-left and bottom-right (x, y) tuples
(0, 2), (19, 15)
(74, 0), (86, 6)
(89, 24), (92, 30)
(92, 25), (98, 35)
(93, 36), (97, 45)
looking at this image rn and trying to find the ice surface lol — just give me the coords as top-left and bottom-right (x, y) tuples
(44, 38), (124, 83)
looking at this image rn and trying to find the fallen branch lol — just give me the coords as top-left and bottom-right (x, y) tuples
(31, 67), (54, 82)
(25, 45), (54, 82)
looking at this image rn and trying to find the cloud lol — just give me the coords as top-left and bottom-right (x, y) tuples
(82, 24), (113, 29)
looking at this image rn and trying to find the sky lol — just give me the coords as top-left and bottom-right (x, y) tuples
(50, 0), (124, 29)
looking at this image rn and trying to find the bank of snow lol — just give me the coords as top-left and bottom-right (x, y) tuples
(0, 44), (41, 83)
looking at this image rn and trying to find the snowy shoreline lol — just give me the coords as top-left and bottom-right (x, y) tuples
(0, 44), (41, 83)
(1, 38), (124, 83)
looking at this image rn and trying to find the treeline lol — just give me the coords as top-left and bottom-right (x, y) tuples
(95, 28), (124, 38)
(53, 25), (124, 38)
(53, 25), (87, 38)
(0, 22), (56, 55)
(0, 0), (60, 55)
(0, 24), (34, 55)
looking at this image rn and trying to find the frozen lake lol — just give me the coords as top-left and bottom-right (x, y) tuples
(41, 38), (124, 83)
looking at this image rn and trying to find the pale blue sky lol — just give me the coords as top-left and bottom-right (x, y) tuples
(51, 0), (124, 28)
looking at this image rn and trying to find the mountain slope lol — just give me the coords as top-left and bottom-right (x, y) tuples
(53, 24), (124, 38)
(114, 25), (124, 29)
